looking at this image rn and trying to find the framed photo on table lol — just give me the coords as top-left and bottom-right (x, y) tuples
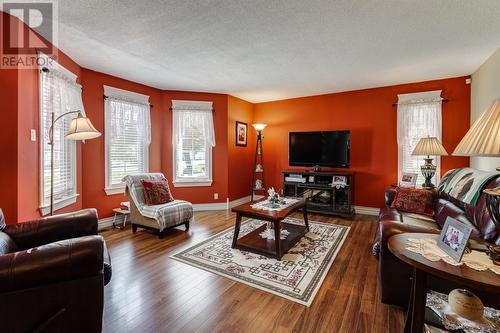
(437, 217), (473, 263)
(400, 172), (418, 188)
(235, 121), (248, 147)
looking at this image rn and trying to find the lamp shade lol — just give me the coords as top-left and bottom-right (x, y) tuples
(411, 137), (448, 156)
(453, 101), (500, 156)
(65, 114), (101, 141)
(252, 123), (267, 131)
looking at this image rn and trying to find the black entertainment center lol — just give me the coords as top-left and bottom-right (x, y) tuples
(284, 130), (354, 218)
(283, 170), (355, 218)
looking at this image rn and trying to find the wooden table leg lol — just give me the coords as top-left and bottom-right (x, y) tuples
(231, 213), (242, 248)
(274, 220), (282, 260)
(404, 276), (414, 333)
(303, 204), (310, 231)
(405, 267), (427, 333)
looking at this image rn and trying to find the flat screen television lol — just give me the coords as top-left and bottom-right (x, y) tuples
(289, 131), (350, 168)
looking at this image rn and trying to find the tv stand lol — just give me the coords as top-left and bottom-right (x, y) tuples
(282, 170), (354, 218)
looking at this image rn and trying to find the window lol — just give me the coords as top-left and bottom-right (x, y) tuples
(39, 57), (84, 215)
(104, 86), (150, 195)
(397, 90), (443, 185)
(172, 100), (215, 187)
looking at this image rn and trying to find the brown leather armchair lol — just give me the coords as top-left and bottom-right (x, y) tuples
(0, 208), (112, 333)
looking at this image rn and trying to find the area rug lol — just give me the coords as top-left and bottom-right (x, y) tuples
(170, 217), (350, 306)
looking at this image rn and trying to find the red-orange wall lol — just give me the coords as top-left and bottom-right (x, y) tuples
(227, 96), (255, 200)
(0, 67), (19, 222)
(80, 69), (163, 217)
(0, 12), (84, 222)
(254, 77), (470, 208)
(81, 72), (232, 218)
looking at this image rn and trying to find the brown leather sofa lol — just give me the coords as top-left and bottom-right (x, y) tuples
(0, 208), (112, 333)
(372, 171), (500, 309)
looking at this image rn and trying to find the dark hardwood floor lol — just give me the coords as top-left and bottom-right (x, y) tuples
(100, 210), (404, 332)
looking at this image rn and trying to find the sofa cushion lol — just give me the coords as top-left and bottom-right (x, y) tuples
(391, 188), (436, 217)
(434, 198), (480, 237)
(142, 179), (174, 205)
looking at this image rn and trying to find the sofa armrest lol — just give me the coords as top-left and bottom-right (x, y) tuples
(384, 188), (397, 207)
(3, 209), (98, 250)
(378, 220), (439, 254)
(0, 235), (104, 293)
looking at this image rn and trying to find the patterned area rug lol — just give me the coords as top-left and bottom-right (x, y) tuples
(171, 218), (350, 306)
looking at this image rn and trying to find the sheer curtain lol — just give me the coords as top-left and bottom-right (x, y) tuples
(105, 97), (151, 146)
(172, 100), (215, 147)
(40, 67), (84, 208)
(397, 90), (443, 183)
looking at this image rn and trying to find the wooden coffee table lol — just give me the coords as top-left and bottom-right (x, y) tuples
(231, 198), (309, 260)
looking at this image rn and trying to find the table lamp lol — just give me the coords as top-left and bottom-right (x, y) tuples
(453, 101), (500, 234)
(411, 136), (448, 189)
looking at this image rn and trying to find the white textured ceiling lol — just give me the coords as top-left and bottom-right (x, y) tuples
(49, 0), (500, 102)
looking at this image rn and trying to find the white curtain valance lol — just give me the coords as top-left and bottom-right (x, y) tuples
(41, 69), (86, 137)
(104, 85), (150, 106)
(172, 100), (215, 147)
(397, 90), (443, 146)
(105, 99), (151, 145)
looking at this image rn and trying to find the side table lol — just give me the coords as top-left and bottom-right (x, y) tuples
(387, 233), (500, 333)
(112, 208), (130, 230)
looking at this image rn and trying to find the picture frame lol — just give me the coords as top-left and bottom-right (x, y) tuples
(400, 172), (418, 188)
(235, 121), (248, 147)
(437, 217), (473, 263)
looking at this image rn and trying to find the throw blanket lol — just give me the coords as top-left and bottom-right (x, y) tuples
(438, 168), (499, 205)
(123, 173), (193, 231)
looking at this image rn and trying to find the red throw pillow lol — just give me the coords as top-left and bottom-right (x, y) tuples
(391, 188), (435, 217)
(141, 179), (174, 205)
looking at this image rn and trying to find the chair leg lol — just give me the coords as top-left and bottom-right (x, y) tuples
(158, 230), (165, 239)
(185, 220), (190, 231)
(132, 224), (137, 233)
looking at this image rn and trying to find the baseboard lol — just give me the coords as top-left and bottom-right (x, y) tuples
(354, 205), (380, 216)
(98, 215), (124, 231)
(192, 202), (228, 211)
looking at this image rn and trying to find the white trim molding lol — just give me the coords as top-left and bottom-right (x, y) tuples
(98, 215), (118, 231)
(103, 85), (150, 104)
(104, 186), (126, 196)
(173, 181), (213, 188)
(40, 194), (79, 216)
(354, 205), (380, 216)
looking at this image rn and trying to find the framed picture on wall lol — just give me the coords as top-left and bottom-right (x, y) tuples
(236, 121), (248, 147)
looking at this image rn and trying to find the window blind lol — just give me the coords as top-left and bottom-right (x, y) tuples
(40, 68), (81, 210)
(104, 87), (150, 191)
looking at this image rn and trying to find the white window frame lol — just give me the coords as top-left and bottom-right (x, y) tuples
(172, 100), (214, 187)
(104, 86), (150, 195)
(38, 54), (79, 215)
(397, 90), (443, 186)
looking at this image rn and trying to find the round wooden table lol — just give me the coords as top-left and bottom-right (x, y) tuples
(388, 233), (500, 333)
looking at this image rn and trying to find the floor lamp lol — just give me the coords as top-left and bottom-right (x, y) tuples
(453, 100), (500, 262)
(251, 123), (267, 202)
(48, 111), (101, 215)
